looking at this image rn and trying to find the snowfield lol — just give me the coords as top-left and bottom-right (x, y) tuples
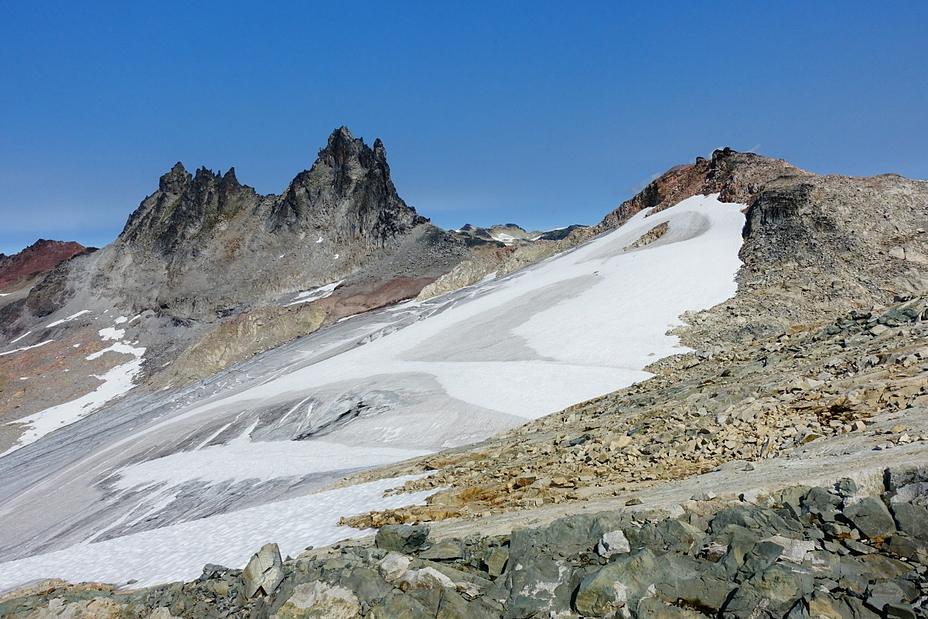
(0, 476), (435, 591)
(0, 194), (745, 592)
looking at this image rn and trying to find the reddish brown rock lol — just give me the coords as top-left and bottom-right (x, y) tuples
(0, 239), (88, 292)
(595, 148), (809, 231)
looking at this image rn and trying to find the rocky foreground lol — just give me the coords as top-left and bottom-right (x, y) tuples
(2, 473), (927, 619)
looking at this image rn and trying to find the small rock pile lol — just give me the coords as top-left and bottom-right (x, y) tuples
(4, 475), (927, 619)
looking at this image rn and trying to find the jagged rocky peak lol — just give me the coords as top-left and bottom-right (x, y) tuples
(72, 127), (461, 323)
(120, 160), (254, 254)
(120, 127), (425, 257)
(272, 126), (426, 244)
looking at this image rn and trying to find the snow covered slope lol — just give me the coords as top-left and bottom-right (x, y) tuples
(0, 194), (745, 592)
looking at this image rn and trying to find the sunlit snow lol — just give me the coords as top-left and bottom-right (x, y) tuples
(0, 340), (53, 357)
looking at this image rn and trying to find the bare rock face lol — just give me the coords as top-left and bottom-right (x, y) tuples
(96, 126), (436, 323)
(683, 170), (928, 347)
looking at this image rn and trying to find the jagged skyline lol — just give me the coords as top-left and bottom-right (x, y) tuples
(1, 2), (926, 255)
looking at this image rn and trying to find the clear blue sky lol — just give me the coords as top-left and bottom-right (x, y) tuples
(1, 1), (926, 255)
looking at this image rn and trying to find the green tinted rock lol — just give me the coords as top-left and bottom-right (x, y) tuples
(637, 596), (707, 619)
(575, 549), (658, 616)
(371, 592), (433, 619)
(375, 525), (431, 554)
(722, 564), (814, 619)
(843, 497), (896, 540)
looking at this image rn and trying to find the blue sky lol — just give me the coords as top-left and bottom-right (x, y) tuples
(1, 1), (926, 255)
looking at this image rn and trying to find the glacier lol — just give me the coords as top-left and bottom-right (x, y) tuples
(0, 194), (745, 592)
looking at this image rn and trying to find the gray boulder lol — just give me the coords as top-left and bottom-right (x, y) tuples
(375, 524), (431, 553)
(890, 502), (928, 541)
(242, 542), (284, 598)
(843, 497), (896, 539)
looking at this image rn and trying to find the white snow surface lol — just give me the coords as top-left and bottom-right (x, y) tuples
(0, 193), (746, 591)
(44, 310), (91, 328)
(0, 475), (435, 593)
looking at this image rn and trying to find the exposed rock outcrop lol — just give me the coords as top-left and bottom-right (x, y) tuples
(98, 126), (439, 323)
(596, 148), (809, 232)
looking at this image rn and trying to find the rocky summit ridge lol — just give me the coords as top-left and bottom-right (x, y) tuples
(0, 128), (493, 450)
(4, 144), (928, 618)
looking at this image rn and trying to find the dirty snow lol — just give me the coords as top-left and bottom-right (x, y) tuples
(286, 281), (342, 306)
(113, 431), (432, 490)
(0, 475), (434, 593)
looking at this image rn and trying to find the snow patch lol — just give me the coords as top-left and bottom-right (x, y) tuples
(10, 330), (32, 344)
(1, 329), (147, 457)
(285, 281), (342, 306)
(98, 327), (126, 341)
(114, 316), (128, 325)
(0, 340), (53, 357)
(45, 310), (91, 328)
(3, 351), (146, 455)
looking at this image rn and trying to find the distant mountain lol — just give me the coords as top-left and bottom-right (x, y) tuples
(453, 223), (588, 245)
(0, 128), (499, 441)
(0, 239), (89, 293)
